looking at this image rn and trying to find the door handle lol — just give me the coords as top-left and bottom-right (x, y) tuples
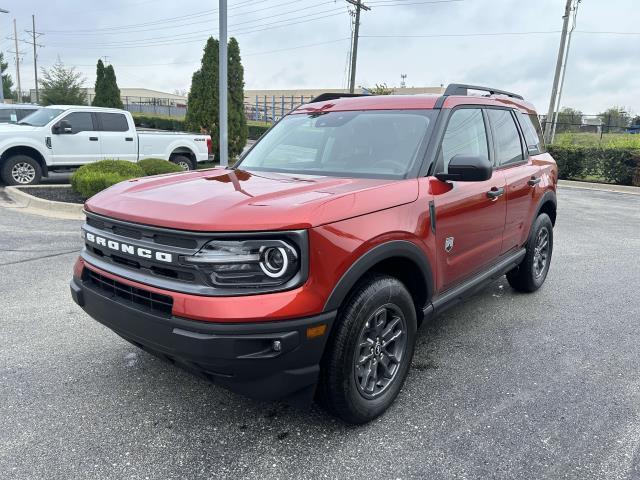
(486, 187), (504, 199)
(89, 136), (98, 141)
(528, 176), (541, 186)
(125, 137), (133, 142)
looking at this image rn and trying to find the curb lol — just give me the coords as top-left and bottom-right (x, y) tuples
(2, 186), (85, 220)
(558, 180), (640, 196)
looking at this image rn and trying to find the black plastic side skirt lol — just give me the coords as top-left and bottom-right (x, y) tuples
(422, 248), (526, 320)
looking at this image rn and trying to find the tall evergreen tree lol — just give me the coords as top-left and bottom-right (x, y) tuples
(93, 60), (123, 108)
(186, 37), (247, 160)
(186, 37), (219, 140)
(104, 65), (123, 109)
(92, 59), (107, 106)
(0, 52), (14, 100)
(227, 37), (247, 158)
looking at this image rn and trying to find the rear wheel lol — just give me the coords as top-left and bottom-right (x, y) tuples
(1, 155), (43, 186)
(507, 213), (553, 292)
(320, 275), (417, 424)
(170, 155), (195, 171)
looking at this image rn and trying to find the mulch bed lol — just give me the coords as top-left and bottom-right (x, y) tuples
(17, 186), (86, 204)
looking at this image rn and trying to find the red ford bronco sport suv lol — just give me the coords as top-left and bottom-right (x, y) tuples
(70, 84), (557, 424)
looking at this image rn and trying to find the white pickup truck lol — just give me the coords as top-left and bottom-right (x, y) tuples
(0, 105), (212, 185)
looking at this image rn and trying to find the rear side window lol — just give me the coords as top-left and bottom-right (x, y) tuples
(0, 109), (16, 123)
(518, 112), (546, 154)
(487, 109), (524, 166)
(439, 108), (489, 173)
(97, 113), (129, 132)
(61, 112), (95, 133)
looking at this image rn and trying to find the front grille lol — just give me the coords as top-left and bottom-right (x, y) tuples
(84, 268), (173, 316)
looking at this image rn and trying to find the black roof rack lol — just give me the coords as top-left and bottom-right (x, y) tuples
(308, 92), (372, 104)
(443, 83), (524, 99)
(434, 83), (524, 108)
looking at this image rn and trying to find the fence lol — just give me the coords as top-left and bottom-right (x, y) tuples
(86, 94), (187, 118)
(244, 95), (316, 123)
(541, 114), (640, 142)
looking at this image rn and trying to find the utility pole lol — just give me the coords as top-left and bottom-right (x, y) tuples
(219, 0), (228, 167)
(346, 0), (369, 94)
(0, 8), (9, 103)
(25, 14), (44, 103)
(400, 73), (407, 89)
(544, 0), (574, 144)
(12, 18), (21, 102)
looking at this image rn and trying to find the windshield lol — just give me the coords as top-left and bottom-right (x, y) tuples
(18, 108), (64, 127)
(237, 109), (436, 178)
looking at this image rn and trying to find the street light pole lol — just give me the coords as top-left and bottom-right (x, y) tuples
(218, 0), (228, 167)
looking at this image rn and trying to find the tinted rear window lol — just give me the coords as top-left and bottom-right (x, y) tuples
(97, 112), (129, 132)
(519, 112), (546, 154)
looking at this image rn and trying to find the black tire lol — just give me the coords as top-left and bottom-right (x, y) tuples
(1, 155), (43, 186)
(507, 213), (554, 292)
(170, 155), (195, 171)
(319, 275), (417, 424)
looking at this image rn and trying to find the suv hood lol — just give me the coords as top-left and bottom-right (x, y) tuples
(85, 168), (418, 231)
(0, 123), (40, 133)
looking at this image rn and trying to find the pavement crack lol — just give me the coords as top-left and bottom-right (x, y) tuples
(0, 249), (79, 266)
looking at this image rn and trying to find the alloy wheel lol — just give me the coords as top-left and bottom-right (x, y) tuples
(354, 304), (407, 399)
(11, 162), (36, 184)
(533, 226), (549, 278)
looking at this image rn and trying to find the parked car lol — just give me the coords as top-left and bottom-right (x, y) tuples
(70, 84), (557, 424)
(0, 103), (40, 124)
(0, 106), (212, 185)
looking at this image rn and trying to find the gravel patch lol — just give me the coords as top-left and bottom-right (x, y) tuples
(16, 186), (85, 204)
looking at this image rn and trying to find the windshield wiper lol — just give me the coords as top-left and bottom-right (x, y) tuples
(17, 121), (32, 126)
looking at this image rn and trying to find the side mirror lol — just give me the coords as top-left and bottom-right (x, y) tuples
(435, 154), (492, 182)
(53, 120), (72, 134)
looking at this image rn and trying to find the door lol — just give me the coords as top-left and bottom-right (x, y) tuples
(49, 111), (101, 166)
(431, 107), (507, 292)
(486, 108), (541, 253)
(96, 112), (138, 162)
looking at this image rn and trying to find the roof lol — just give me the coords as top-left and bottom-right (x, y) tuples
(295, 93), (537, 114)
(45, 105), (130, 112)
(0, 103), (39, 109)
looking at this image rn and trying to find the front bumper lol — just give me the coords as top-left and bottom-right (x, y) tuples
(70, 273), (335, 405)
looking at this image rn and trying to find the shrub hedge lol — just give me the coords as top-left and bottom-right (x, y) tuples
(247, 123), (270, 140)
(132, 115), (187, 131)
(138, 158), (183, 176)
(547, 145), (640, 186)
(71, 160), (144, 199)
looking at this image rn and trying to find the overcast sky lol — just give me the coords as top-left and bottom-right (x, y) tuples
(1, 0), (638, 114)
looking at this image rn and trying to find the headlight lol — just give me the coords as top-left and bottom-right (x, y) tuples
(184, 239), (300, 288)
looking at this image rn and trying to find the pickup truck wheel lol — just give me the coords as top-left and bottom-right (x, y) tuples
(507, 213), (553, 292)
(1, 155), (42, 186)
(171, 155), (195, 171)
(320, 275), (417, 424)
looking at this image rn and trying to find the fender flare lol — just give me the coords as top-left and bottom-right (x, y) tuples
(534, 189), (557, 223)
(323, 240), (434, 312)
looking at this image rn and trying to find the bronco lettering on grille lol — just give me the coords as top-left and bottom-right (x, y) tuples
(84, 231), (173, 263)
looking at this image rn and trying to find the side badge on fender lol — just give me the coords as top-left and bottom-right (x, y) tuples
(445, 237), (454, 253)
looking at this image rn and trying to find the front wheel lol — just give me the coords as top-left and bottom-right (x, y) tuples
(1, 155), (43, 186)
(319, 275), (417, 424)
(170, 155), (195, 171)
(507, 213), (554, 292)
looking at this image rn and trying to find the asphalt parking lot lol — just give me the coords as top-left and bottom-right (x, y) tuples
(1, 186), (639, 480)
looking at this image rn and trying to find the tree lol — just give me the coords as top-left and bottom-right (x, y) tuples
(186, 36), (247, 160)
(555, 107), (583, 133)
(39, 59), (87, 106)
(227, 38), (247, 158)
(369, 83), (395, 95)
(92, 60), (123, 108)
(599, 106), (632, 132)
(631, 115), (640, 128)
(0, 52), (13, 100)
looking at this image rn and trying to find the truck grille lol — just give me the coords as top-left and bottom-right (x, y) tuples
(84, 268), (173, 316)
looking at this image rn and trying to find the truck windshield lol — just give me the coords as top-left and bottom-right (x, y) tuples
(18, 108), (64, 127)
(237, 109), (437, 179)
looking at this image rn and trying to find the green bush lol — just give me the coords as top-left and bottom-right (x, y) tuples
(547, 145), (640, 185)
(133, 114), (187, 131)
(71, 160), (144, 199)
(247, 123), (269, 140)
(138, 158), (183, 176)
